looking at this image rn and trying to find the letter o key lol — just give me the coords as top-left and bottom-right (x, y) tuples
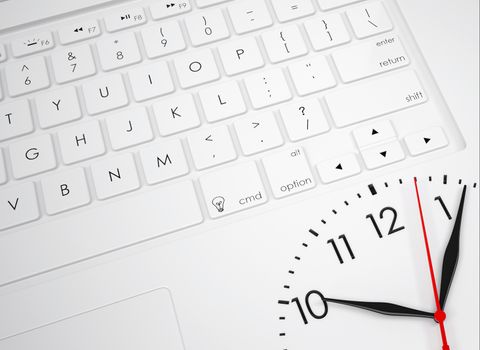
(189, 61), (202, 73)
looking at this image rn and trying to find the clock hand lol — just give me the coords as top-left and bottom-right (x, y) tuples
(439, 185), (466, 310)
(324, 297), (434, 319)
(414, 178), (450, 350)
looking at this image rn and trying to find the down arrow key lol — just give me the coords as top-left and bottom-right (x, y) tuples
(361, 141), (405, 170)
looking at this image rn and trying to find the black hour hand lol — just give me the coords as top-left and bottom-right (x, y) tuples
(324, 297), (435, 319)
(439, 185), (467, 310)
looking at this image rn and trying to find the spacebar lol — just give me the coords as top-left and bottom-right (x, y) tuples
(0, 181), (203, 286)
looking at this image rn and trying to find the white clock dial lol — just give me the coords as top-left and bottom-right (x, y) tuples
(277, 175), (479, 349)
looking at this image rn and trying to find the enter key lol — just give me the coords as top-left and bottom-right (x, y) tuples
(332, 35), (409, 82)
(262, 148), (316, 199)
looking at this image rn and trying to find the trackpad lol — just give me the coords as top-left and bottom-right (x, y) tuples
(1, 288), (184, 350)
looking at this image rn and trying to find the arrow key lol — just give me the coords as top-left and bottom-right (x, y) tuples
(404, 126), (448, 156)
(353, 120), (396, 148)
(317, 153), (361, 184)
(361, 140), (405, 170)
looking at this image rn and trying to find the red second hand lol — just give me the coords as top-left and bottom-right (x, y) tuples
(414, 178), (450, 350)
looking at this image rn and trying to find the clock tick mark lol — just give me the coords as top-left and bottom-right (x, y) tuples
(344, 201), (349, 206)
(384, 182), (389, 187)
(279, 316), (286, 320)
(278, 300), (290, 305)
(302, 243), (308, 247)
(368, 184), (377, 195)
(309, 229), (319, 237)
(332, 209), (337, 214)
(429, 176), (432, 181)
(357, 193), (362, 198)
(288, 270), (295, 274)
(443, 174), (448, 184)
(321, 219), (326, 224)
(399, 178), (403, 184)
(474, 183), (477, 188)
(458, 179), (462, 184)
(283, 285), (290, 289)
(294, 256), (301, 260)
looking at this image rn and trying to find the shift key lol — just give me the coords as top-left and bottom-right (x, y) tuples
(325, 70), (427, 127)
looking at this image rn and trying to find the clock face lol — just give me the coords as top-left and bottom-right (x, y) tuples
(277, 175), (479, 349)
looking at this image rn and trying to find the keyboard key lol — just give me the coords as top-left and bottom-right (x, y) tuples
(141, 22), (186, 58)
(304, 14), (351, 51)
(188, 126), (237, 170)
(288, 55), (336, 96)
(0, 181), (202, 284)
(347, 2), (393, 38)
(5, 57), (50, 96)
(82, 74), (129, 115)
(150, 0), (192, 19)
(271, 0), (315, 22)
(41, 168), (91, 215)
(51, 44), (96, 84)
(174, 49), (219, 88)
(11, 31), (54, 57)
(353, 120), (396, 148)
(404, 127), (448, 156)
(244, 68), (292, 109)
(0, 182), (40, 231)
(58, 20), (101, 44)
(0, 149), (6, 184)
(153, 94), (200, 136)
(317, 0), (363, 10)
(218, 37), (264, 76)
(263, 148), (315, 198)
(9, 134), (56, 179)
(333, 35), (409, 82)
(199, 81), (246, 122)
(200, 161), (267, 218)
(97, 32), (141, 71)
(280, 98), (330, 141)
(128, 61), (175, 102)
(262, 25), (308, 63)
(105, 107), (153, 150)
(0, 44), (6, 62)
(228, 0), (273, 34)
(91, 153), (140, 200)
(234, 111), (283, 155)
(185, 9), (230, 46)
(361, 141), (405, 169)
(317, 153), (361, 183)
(35, 86), (82, 128)
(325, 70), (427, 127)
(0, 99), (33, 141)
(139, 139), (189, 184)
(58, 120), (105, 164)
(104, 7), (146, 32)
(196, 0), (230, 7)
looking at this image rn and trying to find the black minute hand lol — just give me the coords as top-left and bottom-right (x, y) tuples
(439, 184), (467, 310)
(324, 297), (434, 319)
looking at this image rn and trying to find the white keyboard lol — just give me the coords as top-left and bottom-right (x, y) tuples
(0, 0), (461, 285)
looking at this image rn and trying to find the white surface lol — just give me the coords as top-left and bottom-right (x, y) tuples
(0, 0), (477, 349)
(0, 288), (185, 350)
(262, 25), (308, 63)
(288, 55), (337, 96)
(360, 139), (405, 169)
(346, 1), (393, 38)
(218, 37), (265, 76)
(51, 44), (97, 84)
(57, 120), (105, 164)
(96, 32), (141, 71)
(353, 120), (396, 148)
(227, 0), (273, 34)
(404, 126), (448, 156)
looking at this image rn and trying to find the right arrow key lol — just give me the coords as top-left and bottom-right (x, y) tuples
(404, 126), (448, 156)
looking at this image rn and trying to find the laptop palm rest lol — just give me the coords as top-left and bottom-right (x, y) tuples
(0, 288), (184, 350)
